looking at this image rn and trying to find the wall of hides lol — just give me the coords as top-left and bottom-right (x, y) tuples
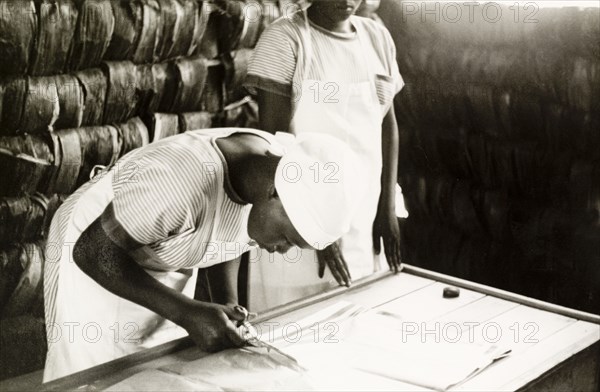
(379, 1), (599, 314)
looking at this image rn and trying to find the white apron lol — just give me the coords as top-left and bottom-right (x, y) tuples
(43, 169), (198, 382)
(249, 13), (398, 311)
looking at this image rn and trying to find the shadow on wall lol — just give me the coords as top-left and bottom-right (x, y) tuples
(379, 0), (600, 313)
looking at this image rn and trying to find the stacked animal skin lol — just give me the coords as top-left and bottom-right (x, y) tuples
(379, 1), (599, 313)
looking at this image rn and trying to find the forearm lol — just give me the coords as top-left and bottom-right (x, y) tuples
(380, 107), (400, 211)
(206, 256), (242, 305)
(73, 217), (196, 325)
(257, 89), (293, 134)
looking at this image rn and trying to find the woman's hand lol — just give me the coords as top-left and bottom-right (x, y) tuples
(317, 241), (351, 287)
(373, 207), (402, 273)
(179, 301), (247, 353)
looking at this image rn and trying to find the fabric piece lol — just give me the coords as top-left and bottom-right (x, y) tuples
(280, 302), (512, 391)
(104, 302), (510, 391)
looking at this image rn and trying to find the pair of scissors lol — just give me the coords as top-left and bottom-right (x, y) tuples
(234, 306), (306, 371)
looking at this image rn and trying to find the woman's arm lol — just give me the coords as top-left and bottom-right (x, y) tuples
(373, 105), (402, 271)
(73, 215), (247, 352)
(380, 106), (400, 215)
(257, 89), (293, 134)
(205, 256), (242, 306)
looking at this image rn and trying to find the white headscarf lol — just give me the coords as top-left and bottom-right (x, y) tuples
(273, 132), (367, 249)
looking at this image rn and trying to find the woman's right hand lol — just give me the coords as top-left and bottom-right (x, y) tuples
(179, 301), (248, 353)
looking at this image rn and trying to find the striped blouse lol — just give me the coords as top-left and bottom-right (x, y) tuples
(101, 128), (263, 271)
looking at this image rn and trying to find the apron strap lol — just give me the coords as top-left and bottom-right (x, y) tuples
(302, 9), (313, 78)
(353, 17), (376, 76)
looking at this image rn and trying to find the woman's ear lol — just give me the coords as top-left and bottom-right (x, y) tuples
(269, 183), (279, 200)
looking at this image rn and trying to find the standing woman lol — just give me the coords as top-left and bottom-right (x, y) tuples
(245, 0), (405, 308)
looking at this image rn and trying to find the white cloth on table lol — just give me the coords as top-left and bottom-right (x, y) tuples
(104, 302), (511, 392)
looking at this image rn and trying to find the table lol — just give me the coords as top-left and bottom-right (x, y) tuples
(2, 265), (599, 391)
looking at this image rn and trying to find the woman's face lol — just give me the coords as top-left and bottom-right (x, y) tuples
(310, 0), (363, 22)
(248, 197), (311, 254)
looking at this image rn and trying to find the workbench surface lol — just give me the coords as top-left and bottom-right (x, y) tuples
(2, 266), (599, 391)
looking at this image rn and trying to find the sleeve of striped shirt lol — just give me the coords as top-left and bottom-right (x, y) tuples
(101, 159), (195, 250)
(245, 20), (299, 97)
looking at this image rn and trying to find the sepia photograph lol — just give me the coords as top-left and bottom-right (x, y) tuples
(0, 0), (598, 391)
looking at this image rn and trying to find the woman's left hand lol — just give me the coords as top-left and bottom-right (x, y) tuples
(372, 208), (402, 273)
